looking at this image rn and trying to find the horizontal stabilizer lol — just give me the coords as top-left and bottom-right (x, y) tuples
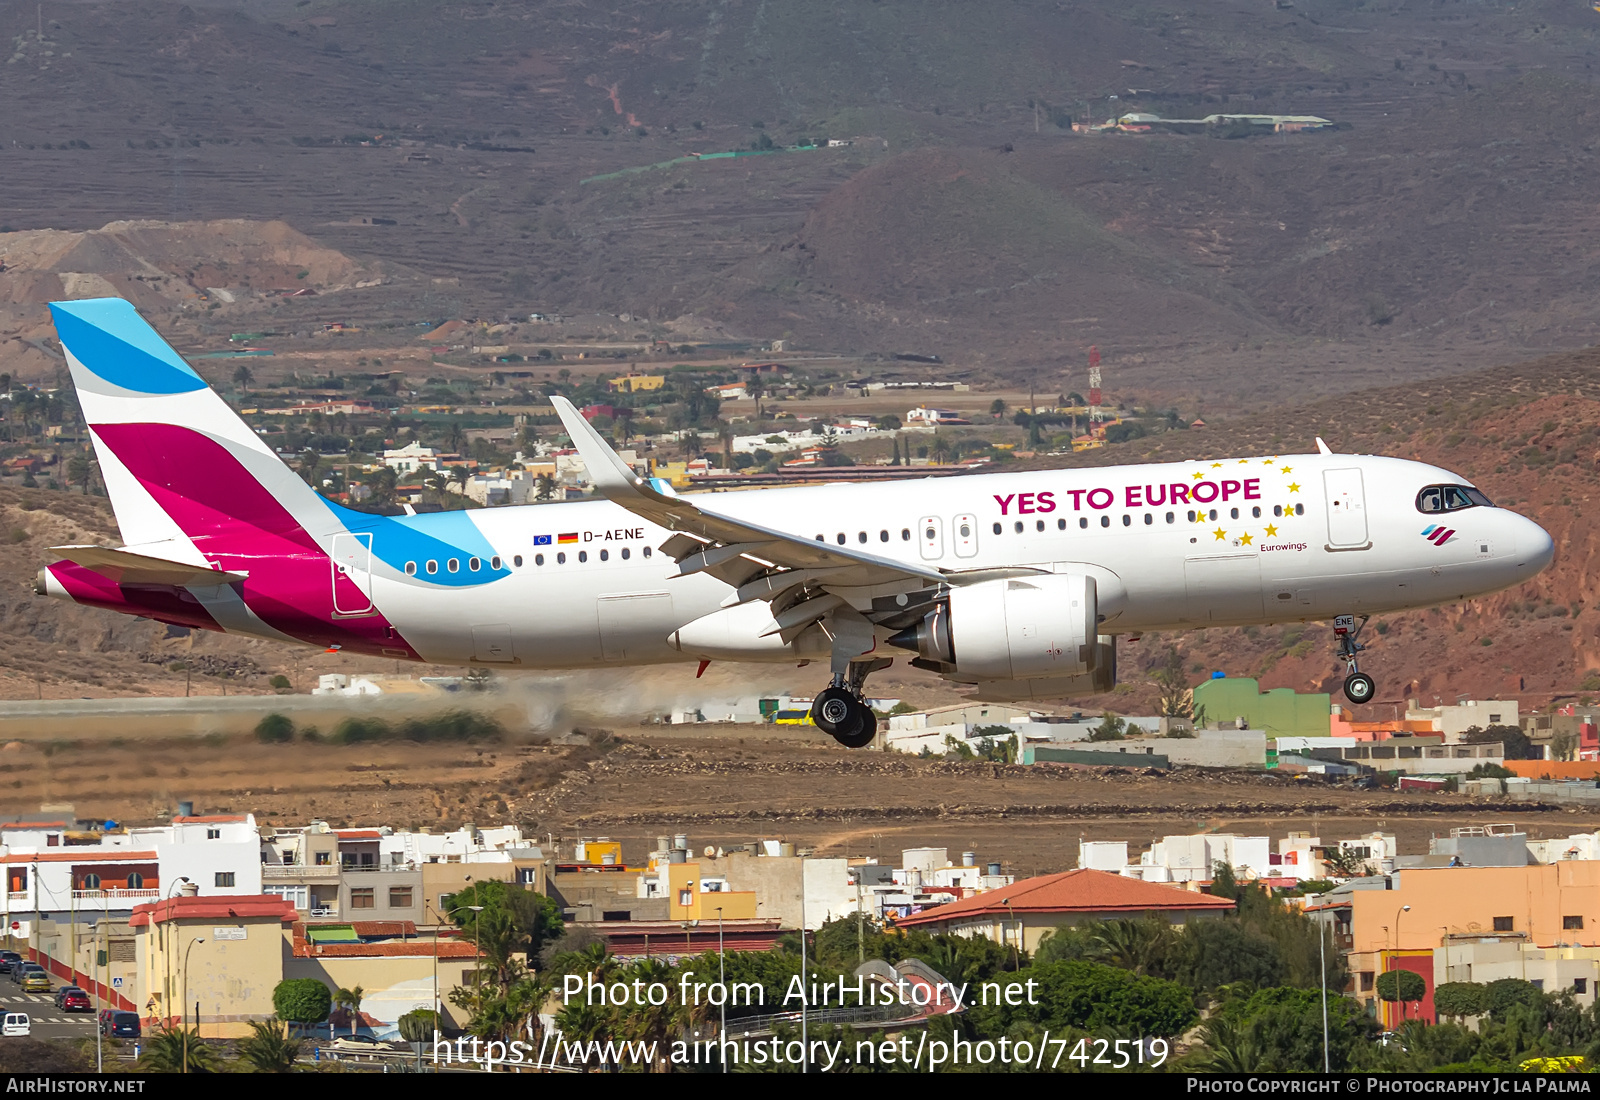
(48, 545), (247, 586)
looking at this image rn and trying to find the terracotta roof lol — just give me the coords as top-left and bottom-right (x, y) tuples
(334, 829), (383, 839)
(172, 815), (249, 824)
(128, 895), (297, 928)
(0, 821), (69, 829)
(291, 937), (479, 958)
(895, 869), (1235, 928)
(2, 850), (158, 864)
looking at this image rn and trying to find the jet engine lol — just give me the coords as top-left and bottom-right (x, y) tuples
(887, 574), (1111, 683)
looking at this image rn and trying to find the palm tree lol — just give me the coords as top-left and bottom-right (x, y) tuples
(232, 364), (253, 391)
(137, 1026), (220, 1073)
(1089, 917), (1175, 976)
(931, 432), (953, 465)
(1194, 1016), (1266, 1072)
(237, 1017), (301, 1072)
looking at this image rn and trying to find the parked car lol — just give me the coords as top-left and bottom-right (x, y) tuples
(20, 969), (51, 993)
(2, 1013), (29, 1037)
(0, 951), (20, 969)
(330, 1034), (389, 1056)
(100, 1011), (140, 1038)
(55, 987), (91, 1012)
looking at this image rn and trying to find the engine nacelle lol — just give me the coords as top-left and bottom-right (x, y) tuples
(967, 638), (1118, 701)
(890, 574), (1099, 681)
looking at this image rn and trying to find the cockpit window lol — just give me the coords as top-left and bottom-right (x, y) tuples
(1417, 484), (1493, 513)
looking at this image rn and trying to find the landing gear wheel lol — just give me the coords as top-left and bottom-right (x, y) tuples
(812, 686), (876, 748)
(1343, 672), (1376, 704)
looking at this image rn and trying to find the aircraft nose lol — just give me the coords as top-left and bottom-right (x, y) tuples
(1513, 513), (1554, 575)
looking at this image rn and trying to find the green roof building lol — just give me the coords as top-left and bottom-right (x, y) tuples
(1193, 676), (1331, 739)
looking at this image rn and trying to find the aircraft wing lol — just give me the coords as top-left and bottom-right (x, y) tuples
(47, 545), (248, 586)
(550, 396), (946, 606)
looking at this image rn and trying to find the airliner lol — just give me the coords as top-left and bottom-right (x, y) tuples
(36, 298), (1553, 747)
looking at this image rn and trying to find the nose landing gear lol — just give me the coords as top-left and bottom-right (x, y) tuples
(812, 657), (892, 749)
(1333, 613), (1376, 704)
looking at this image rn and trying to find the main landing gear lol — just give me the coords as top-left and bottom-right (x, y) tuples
(812, 657), (892, 749)
(1333, 613), (1376, 704)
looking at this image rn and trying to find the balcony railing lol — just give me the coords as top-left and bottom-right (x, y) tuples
(340, 863), (416, 873)
(263, 864), (341, 881)
(6, 891), (27, 904)
(309, 907), (338, 918)
(71, 889), (160, 902)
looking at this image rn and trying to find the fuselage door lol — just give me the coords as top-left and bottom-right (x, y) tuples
(918, 516), (943, 561)
(1323, 468), (1370, 548)
(952, 514), (979, 558)
(330, 533), (374, 616)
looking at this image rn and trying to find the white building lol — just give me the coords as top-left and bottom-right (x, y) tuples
(1129, 833), (1272, 883)
(382, 441), (439, 474)
(1405, 699), (1520, 741)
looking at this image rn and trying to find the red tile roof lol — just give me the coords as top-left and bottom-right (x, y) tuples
(0, 821), (69, 829)
(2, 850), (158, 864)
(334, 829), (383, 839)
(894, 869), (1235, 928)
(293, 941), (480, 958)
(128, 895), (297, 928)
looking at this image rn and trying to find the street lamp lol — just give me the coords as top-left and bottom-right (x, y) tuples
(180, 936), (205, 1073)
(1001, 898), (1019, 968)
(159, 877), (191, 1032)
(1390, 904), (1412, 1027)
(715, 906), (725, 1074)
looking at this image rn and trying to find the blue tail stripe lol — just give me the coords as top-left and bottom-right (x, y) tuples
(49, 298), (207, 395)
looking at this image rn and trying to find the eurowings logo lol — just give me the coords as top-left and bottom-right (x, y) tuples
(1421, 524), (1457, 546)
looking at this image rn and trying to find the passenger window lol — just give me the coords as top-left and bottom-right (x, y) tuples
(993, 522), (1002, 535)
(1251, 507), (1261, 519)
(621, 548), (631, 560)
(425, 560), (438, 575)
(837, 533), (846, 545)
(1100, 516), (1110, 528)
(1230, 508), (1239, 520)
(816, 534), (825, 541)
(1274, 504), (1283, 517)
(514, 555), (524, 567)
(578, 550), (588, 563)
(1144, 513), (1153, 525)
(1209, 510), (1218, 521)
(490, 556), (502, 569)
(1058, 518), (1067, 530)
(557, 552), (566, 564)
(1079, 517), (1088, 529)
(1010, 521), (1020, 534)
(404, 562), (417, 576)
(1036, 520), (1045, 532)
(1165, 512), (1174, 524)
(1122, 515), (1131, 527)
(469, 557), (481, 571)
(599, 549), (609, 561)
(858, 532), (867, 544)
(880, 530), (889, 542)
(1187, 510), (1196, 522)
(532, 554), (541, 566)
(1294, 504), (1304, 516)
(447, 558), (459, 573)
(901, 528), (911, 541)
(643, 547), (652, 558)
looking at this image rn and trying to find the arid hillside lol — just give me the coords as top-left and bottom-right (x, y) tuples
(1, 1), (1598, 398)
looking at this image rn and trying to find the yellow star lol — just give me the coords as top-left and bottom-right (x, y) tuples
(1238, 459), (1250, 464)
(1287, 482), (1301, 493)
(1192, 471), (1204, 480)
(1213, 527), (1227, 540)
(1239, 532), (1253, 545)
(1211, 462), (1223, 469)
(1264, 458), (1277, 465)
(1264, 524), (1279, 537)
(1279, 466), (1292, 475)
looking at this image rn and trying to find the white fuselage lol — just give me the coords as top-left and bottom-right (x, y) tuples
(365, 453), (1551, 668)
